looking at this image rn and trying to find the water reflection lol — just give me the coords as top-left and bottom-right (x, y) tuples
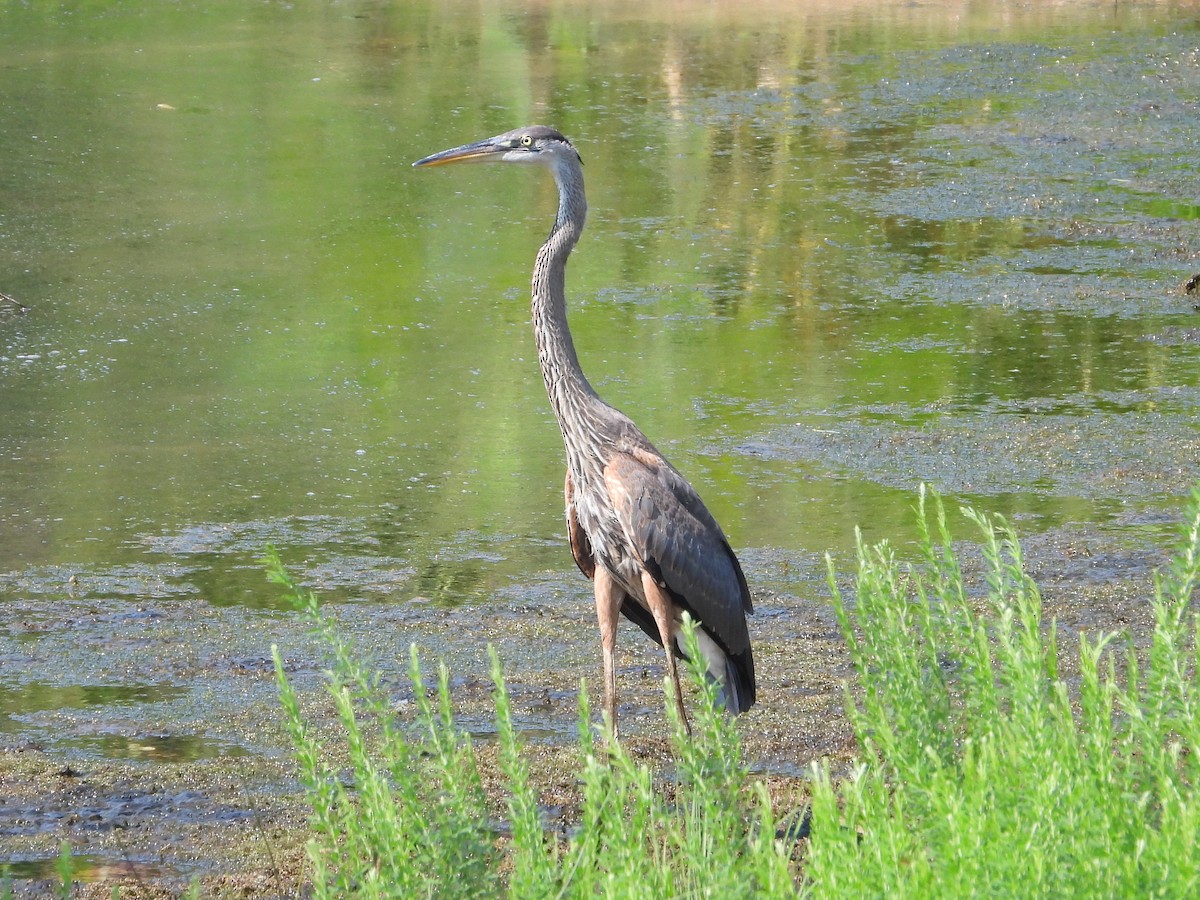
(0, 682), (188, 730)
(0, 855), (192, 885)
(69, 733), (250, 763)
(0, 2), (1195, 569)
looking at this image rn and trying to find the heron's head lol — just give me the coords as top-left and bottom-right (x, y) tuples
(412, 126), (582, 171)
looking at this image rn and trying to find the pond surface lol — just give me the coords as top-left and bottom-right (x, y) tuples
(1, 0), (1199, 889)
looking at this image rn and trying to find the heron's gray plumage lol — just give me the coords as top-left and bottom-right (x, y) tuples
(415, 126), (756, 733)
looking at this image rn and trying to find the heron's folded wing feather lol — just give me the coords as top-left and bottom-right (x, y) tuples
(603, 448), (752, 659)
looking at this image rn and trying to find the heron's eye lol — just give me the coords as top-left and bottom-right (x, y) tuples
(520, 135), (533, 147)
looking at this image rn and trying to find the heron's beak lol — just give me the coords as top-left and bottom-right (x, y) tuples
(412, 138), (507, 168)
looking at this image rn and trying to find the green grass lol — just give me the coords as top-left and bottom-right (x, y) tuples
(806, 486), (1200, 897)
(268, 549), (794, 898)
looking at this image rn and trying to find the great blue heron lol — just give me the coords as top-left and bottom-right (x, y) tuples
(414, 126), (755, 736)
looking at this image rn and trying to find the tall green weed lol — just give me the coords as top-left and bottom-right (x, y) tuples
(806, 486), (1200, 897)
(268, 550), (791, 898)
(269, 484), (1200, 897)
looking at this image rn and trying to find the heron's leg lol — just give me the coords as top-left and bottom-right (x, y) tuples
(640, 571), (690, 736)
(592, 567), (623, 740)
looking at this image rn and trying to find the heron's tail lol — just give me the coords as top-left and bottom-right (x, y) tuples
(714, 650), (756, 715)
(691, 628), (756, 715)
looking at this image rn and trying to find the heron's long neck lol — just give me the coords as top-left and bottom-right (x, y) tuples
(532, 162), (602, 435)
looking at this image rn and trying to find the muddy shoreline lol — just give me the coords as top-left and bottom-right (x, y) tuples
(1, 509), (1173, 895)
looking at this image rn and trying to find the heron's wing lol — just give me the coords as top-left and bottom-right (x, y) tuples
(603, 446), (752, 658)
(565, 469), (596, 579)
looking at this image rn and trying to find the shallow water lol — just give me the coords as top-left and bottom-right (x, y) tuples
(1, 0), (1199, 887)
